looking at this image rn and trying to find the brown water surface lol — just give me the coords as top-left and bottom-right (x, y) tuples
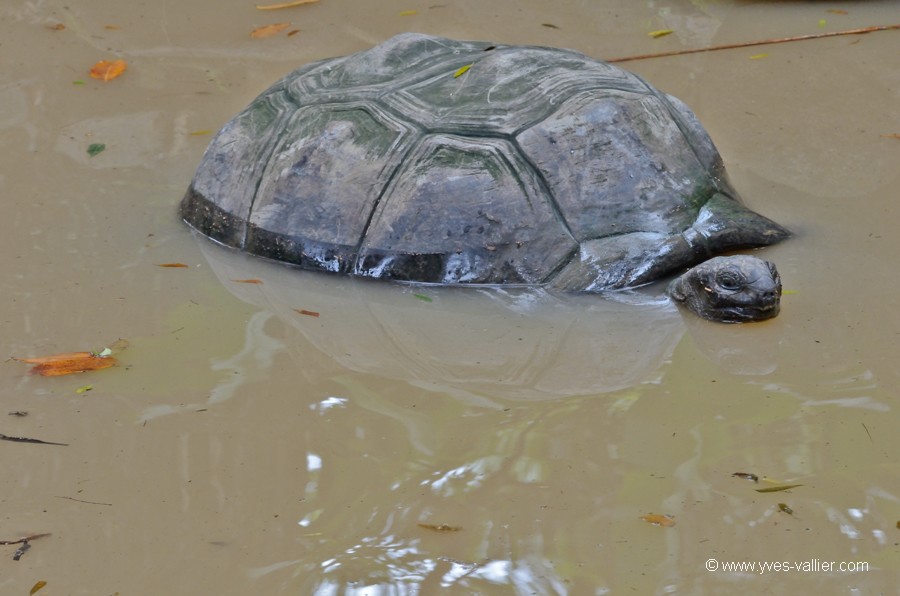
(2, 1), (899, 593)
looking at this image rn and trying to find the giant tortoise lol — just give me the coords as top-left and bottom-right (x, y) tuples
(181, 33), (789, 322)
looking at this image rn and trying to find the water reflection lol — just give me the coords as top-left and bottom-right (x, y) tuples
(139, 234), (899, 593)
(194, 236), (782, 403)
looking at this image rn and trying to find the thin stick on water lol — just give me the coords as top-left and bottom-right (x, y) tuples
(606, 24), (900, 63)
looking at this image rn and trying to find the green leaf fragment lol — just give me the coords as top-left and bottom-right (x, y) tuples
(75, 385), (93, 394)
(87, 143), (106, 157)
(453, 64), (472, 78)
(413, 293), (433, 303)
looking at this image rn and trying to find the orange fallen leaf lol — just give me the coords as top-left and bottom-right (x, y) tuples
(256, 0), (318, 9)
(89, 59), (127, 81)
(47, 23), (66, 31)
(640, 513), (676, 527)
(104, 24), (121, 30)
(15, 352), (117, 377)
(826, 9), (848, 15)
(250, 22), (290, 38)
(16, 351), (94, 365)
(231, 278), (263, 284)
(30, 581), (48, 595)
(882, 133), (900, 140)
(156, 263), (189, 268)
(294, 308), (320, 317)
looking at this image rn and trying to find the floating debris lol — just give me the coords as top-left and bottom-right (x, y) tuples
(640, 513), (676, 527)
(89, 59), (127, 81)
(732, 472), (759, 483)
(756, 484), (804, 494)
(418, 523), (462, 532)
(256, 0), (319, 9)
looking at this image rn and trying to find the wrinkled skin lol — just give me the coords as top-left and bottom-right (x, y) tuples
(666, 255), (782, 323)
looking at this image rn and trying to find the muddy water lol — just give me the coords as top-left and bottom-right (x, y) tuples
(2, 0), (899, 593)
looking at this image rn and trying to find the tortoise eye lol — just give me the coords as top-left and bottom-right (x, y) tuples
(716, 269), (744, 291)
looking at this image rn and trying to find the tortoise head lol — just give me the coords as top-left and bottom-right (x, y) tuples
(666, 255), (782, 323)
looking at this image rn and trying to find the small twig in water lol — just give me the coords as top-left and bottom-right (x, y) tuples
(862, 422), (874, 443)
(0, 533), (51, 546)
(606, 24), (900, 63)
(0, 433), (68, 446)
(56, 495), (113, 506)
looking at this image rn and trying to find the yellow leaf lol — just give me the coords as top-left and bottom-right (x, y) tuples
(749, 53), (769, 60)
(250, 22), (290, 38)
(256, 0), (318, 9)
(647, 29), (673, 39)
(818, 19), (827, 28)
(89, 59), (127, 81)
(399, 10), (418, 16)
(453, 64), (472, 78)
(30, 581), (48, 595)
(756, 483), (804, 493)
(189, 129), (211, 136)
